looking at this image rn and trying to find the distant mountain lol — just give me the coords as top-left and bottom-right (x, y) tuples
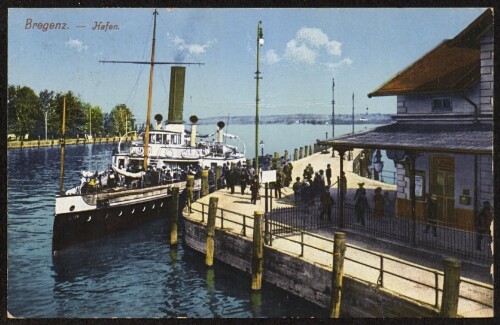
(197, 113), (393, 125)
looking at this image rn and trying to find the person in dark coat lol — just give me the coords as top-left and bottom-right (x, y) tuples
(240, 168), (249, 194)
(354, 183), (368, 226)
(326, 164), (332, 188)
(475, 201), (492, 250)
(373, 187), (384, 219)
(274, 168), (285, 198)
(227, 168), (236, 194)
(292, 177), (302, 206)
(320, 187), (335, 220)
(250, 177), (260, 204)
(424, 194), (438, 236)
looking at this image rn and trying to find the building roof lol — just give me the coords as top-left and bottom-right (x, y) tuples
(368, 9), (492, 98)
(318, 123), (493, 154)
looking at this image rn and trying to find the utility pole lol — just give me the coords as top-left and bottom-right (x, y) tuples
(331, 78), (335, 138)
(351, 93), (354, 134)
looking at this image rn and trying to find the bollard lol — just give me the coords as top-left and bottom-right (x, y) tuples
(186, 175), (194, 212)
(440, 258), (461, 318)
(294, 148), (298, 161)
(304, 145), (308, 157)
(201, 169), (209, 197)
(309, 145), (313, 156)
(251, 211), (265, 290)
(284, 150), (288, 162)
(215, 166), (222, 190)
(329, 232), (346, 318)
(299, 147), (303, 159)
(170, 187), (180, 246)
(205, 197), (218, 267)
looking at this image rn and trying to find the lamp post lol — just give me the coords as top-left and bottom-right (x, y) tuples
(255, 21), (264, 176)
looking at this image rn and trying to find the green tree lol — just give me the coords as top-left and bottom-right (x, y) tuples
(51, 91), (86, 138)
(85, 104), (104, 137)
(107, 104), (135, 136)
(7, 85), (41, 140)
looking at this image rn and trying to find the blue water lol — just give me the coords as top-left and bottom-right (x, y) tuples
(7, 123), (392, 317)
(6, 126), (333, 318)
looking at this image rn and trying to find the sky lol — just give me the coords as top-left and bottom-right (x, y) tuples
(8, 7), (487, 125)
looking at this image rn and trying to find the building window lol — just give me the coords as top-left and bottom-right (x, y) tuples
(432, 98), (452, 111)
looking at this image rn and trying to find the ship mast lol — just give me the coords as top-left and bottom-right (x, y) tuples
(100, 9), (204, 171)
(143, 9), (159, 170)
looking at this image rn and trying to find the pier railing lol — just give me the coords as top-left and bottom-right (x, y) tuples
(190, 202), (493, 311)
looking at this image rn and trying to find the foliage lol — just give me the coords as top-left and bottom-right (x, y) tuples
(106, 104), (135, 136)
(7, 84), (135, 139)
(7, 85), (41, 139)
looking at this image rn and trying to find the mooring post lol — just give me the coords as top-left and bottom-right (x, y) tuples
(186, 175), (194, 213)
(309, 145), (313, 156)
(215, 166), (222, 190)
(170, 187), (179, 246)
(205, 197), (218, 267)
(329, 232), (346, 318)
(201, 169), (209, 197)
(304, 145), (308, 157)
(251, 211), (264, 290)
(440, 258), (461, 318)
(284, 150), (288, 162)
(299, 147), (303, 159)
(294, 148), (298, 161)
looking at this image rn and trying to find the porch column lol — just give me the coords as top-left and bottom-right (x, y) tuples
(408, 151), (418, 246)
(338, 149), (346, 228)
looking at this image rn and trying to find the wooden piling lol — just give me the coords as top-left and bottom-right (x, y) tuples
(251, 211), (264, 290)
(215, 166), (222, 190)
(329, 232), (346, 318)
(284, 150), (288, 162)
(299, 147), (303, 159)
(186, 175), (194, 212)
(201, 169), (209, 197)
(205, 197), (218, 267)
(441, 258), (461, 318)
(170, 187), (179, 246)
(309, 145), (312, 156)
(304, 145), (308, 157)
(294, 148), (298, 161)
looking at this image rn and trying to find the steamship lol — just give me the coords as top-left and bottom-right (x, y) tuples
(52, 11), (246, 254)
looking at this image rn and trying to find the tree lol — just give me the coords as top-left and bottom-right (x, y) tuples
(51, 91), (86, 138)
(85, 104), (104, 137)
(107, 104), (135, 136)
(7, 85), (41, 140)
(39, 89), (55, 140)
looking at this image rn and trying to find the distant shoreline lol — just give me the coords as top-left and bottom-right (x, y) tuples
(197, 113), (393, 126)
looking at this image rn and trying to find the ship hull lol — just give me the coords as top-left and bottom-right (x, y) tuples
(52, 182), (194, 254)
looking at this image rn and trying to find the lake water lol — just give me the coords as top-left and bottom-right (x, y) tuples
(7, 123), (388, 318)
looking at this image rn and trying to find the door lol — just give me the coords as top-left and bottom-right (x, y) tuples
(430, 156), (455, 224)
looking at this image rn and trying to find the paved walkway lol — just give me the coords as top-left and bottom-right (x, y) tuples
(184, 150), (493, 318)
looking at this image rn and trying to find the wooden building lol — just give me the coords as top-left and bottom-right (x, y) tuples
(320, 9), (493, 233)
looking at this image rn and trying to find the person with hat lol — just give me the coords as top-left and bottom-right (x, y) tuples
(326, 164), (332, 188)
(424, 193), (438, 236)
(354, 182), (368, 226)
(292, 177), (302, 205)
(476, 201), (492, 250)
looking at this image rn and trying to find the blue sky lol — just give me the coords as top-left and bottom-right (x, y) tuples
(8, 8), (487, 124)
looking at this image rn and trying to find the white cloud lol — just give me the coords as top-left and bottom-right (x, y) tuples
(65, 38), (88, 52)
(326, 57), (353, 70)
(173, 36), (215, 55)
(284, 27), (343, 65)
(285, 39), (317, 64)
(264, 49), (281, 65)
(296, 27), (329, 47)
